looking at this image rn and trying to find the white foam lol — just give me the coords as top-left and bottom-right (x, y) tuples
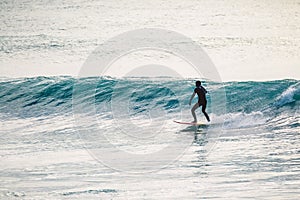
(275, 83), (300, 107)
(210, 111), (267, 129)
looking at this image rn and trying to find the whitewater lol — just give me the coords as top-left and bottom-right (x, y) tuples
(0, 77), (299, 199)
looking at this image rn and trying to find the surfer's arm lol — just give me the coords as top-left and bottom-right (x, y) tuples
(202, 86), (208, 93)
(189, 92), (196, 105)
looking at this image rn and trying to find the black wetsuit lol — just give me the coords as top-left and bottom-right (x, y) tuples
(194, 86), (210, 121)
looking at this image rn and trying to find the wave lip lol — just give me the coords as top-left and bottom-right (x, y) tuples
(274, 82), (300, 107)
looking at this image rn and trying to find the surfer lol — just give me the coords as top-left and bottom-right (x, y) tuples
(189, 81), (210, 122)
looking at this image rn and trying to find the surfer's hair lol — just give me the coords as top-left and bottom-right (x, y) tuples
(196, 81), (201, 87)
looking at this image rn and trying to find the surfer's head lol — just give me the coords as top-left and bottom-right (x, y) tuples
(196, 81), (201, 87)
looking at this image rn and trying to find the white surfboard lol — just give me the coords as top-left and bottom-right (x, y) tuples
(173, 120), (207, 126)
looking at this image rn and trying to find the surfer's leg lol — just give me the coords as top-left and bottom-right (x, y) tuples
(191, 103), (199, 122)
(201, 103), (210, 122)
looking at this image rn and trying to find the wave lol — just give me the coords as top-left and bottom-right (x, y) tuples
(0, 76), (299, 129)
(274, 82), (300, 107)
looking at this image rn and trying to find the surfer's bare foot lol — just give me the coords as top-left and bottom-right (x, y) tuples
(191, 120), (197, 123)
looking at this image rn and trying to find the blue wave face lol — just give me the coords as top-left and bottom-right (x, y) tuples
(0, 76), (299, 129)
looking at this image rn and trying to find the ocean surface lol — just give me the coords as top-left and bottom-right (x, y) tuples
(1, 0), (300, 80)
(1, 0), (300, 199)
(0, 77), (299, 199)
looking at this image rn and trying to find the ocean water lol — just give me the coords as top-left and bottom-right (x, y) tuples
(1, 0), (300, 199)
(0, 77), (299, 199)
(1, 0), (300, 80)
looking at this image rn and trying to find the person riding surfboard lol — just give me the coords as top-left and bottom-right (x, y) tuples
(189, 81), (210, 123)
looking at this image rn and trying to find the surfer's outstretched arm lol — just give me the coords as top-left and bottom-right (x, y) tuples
(189, 92), (196, 106)
(202, 86), (207, 93)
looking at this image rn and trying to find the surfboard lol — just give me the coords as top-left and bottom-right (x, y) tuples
(173, 120), (207, 126)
